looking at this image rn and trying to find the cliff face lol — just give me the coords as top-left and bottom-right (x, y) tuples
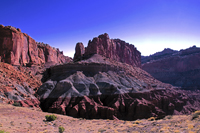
(37, 43), (72, 66)
(142, 46), (200, 90)
(0, 25), (72, 66)
(0, 25), (72, 107)
(74, 33), (141, 67)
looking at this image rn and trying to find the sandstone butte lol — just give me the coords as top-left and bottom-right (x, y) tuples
(73, 33), (141, 67)
(142, 46), (200, 90)
(37, 33), (200, 120)
(0, 25), (200, 121)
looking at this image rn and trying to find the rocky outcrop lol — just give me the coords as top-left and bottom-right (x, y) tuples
(38, 54), (200, 120)
(73, 33), (141, 67)
(73, 42), (85, 61)
(0, 25), (72, 66)
(142, 46), (200, 90)
(0, 62), (42, 107)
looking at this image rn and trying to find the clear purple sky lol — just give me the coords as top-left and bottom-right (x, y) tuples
(1, 0), (200, 57)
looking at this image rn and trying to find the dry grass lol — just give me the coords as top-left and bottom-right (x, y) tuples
(0, 103), (199, 133)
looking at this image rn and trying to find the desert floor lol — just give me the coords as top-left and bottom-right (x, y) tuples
(0, 103), (199, 133)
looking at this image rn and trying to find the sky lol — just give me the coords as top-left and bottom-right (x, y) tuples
(1, 0), (200, 57)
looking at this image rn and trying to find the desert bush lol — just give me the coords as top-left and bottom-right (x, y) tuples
(98, 128), (106, 132)
(191, 110), (200, 120)
(59, 126), (65, 133)
(45, 114), (57, 121)
(134, 120), (141, 124)
(165, 115), (172, 119)
(148, 117), (156, 121)
(194, 110), (200, 115)
(0, 130), (9, 133)
(12, 102), (21, 107)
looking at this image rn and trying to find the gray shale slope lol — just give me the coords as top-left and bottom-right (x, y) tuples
(38, 54), (200, 120)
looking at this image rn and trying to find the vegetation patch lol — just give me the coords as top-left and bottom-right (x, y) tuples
(59, 126), (65, 133)
(12, 102), (21, 107)
(98, 128), (106, 132)
(0, 130), (9, 133)
(191, 110), (200, 120)
(148, 117), (156, 121)
(45, 114), (57, 121)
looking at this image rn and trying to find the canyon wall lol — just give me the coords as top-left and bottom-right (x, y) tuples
(142, 46), (200, 90)
(0, 25), (72, 66)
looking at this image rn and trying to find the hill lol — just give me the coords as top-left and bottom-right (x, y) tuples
(142, 46), (200, 90)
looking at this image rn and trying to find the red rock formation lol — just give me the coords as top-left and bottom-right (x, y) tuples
(142, 46), (200, 90)
(0, 25), (72, 66)
(37, 42), (72, 66)
(74, 33), (141, 67)
(38, 54), (200, 120)
(73, 42), (85, 61)
(0, 62), (42, 107)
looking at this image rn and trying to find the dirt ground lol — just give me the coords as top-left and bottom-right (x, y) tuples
(0, 103), (199, 133)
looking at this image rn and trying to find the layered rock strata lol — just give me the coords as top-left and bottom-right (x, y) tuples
(74, 33), (141, 67)
(38, 54), (200, 120)
(0, 62), (42, 107)
(0, 25), (72, 66)
(142, 46), (200, 90)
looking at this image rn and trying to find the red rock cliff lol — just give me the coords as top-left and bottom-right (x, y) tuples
(74, 33), (141, 67)
(37, 42), (72, 65)
(0, 25), (72, 66)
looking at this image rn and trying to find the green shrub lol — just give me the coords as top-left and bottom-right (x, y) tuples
(165, 115), (172, 119)
(148, 117), (156, 121)
(59, 126), (65, 133)
(12, 102), (21, 107)
(98, 128), (106, 132)
(45, 114), (57, 121)
(191, 110), (200, 120)
(0, 130), (9, 133)
(194, 110), (200, 115)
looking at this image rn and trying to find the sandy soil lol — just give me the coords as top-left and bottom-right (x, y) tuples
(0, 103), (199, 133)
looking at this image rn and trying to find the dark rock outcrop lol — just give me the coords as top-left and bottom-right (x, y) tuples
(38, 54), (200, 120)
(74, 33), (141, 67)
(73, 42), (85, 61)
(142, 46), (200, 90)
(0, 25), (72, 66)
